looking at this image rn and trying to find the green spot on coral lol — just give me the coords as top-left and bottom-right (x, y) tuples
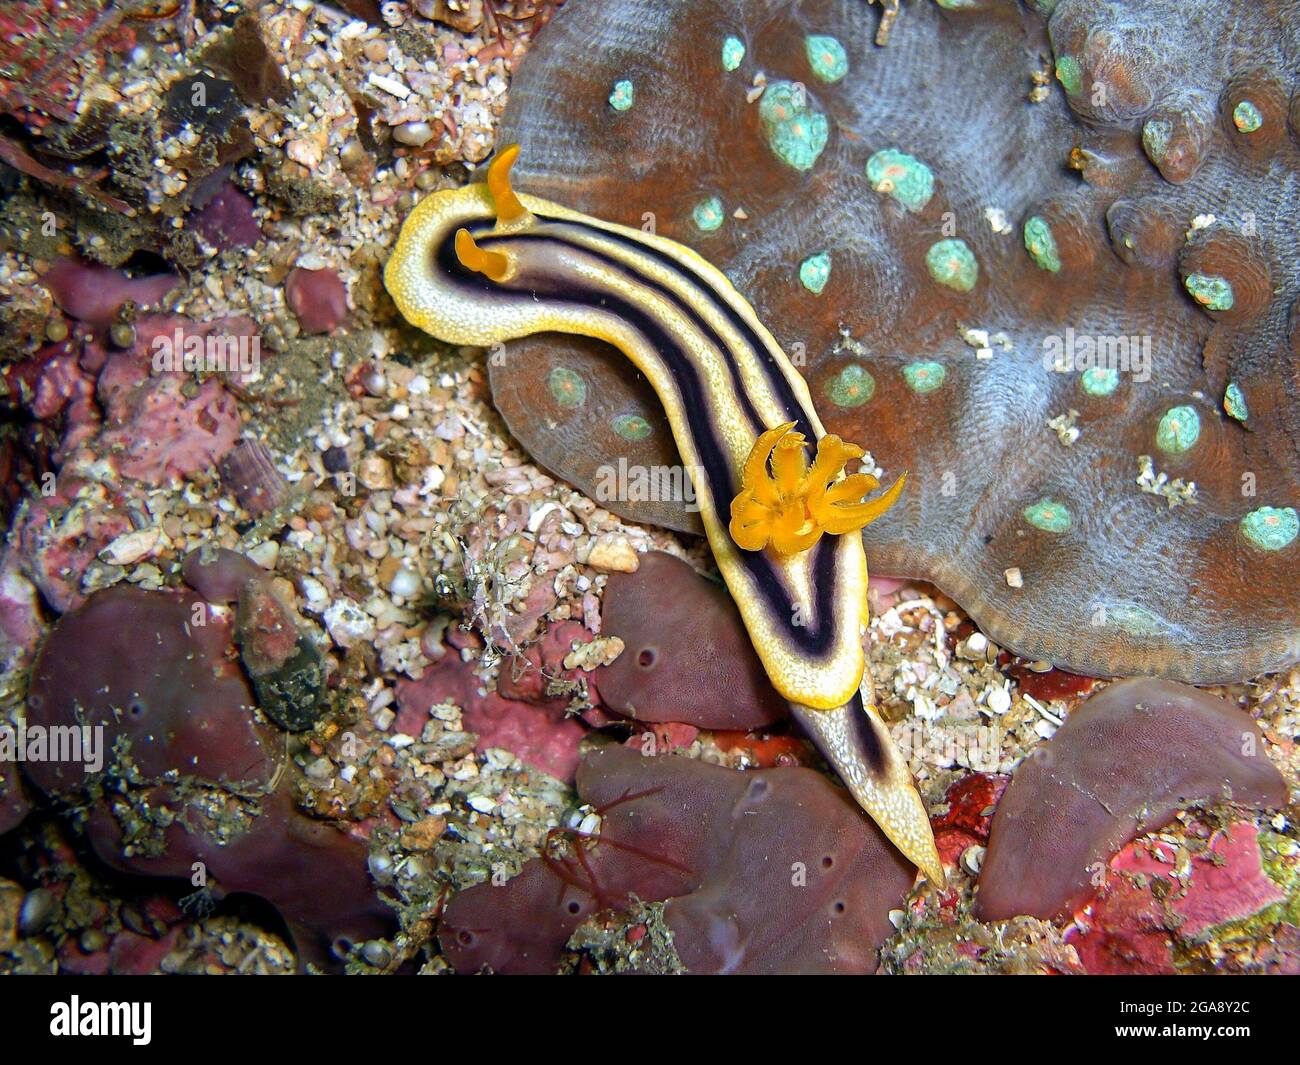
(1023, 215), (1061, 273)
(903, 360), (946, 393)
(612, 414), (652, 441)
(1241, 507), (1298, 551)
(799, 251), (832, 294)
(825, 364), (875, 408)
(1156, 405), (1201, 454)
(926, 239), (979, 292)
(1107, 603), (1168, 637)
(804, 35), (848, 83)
(1233, 100), (1263, 133)
(548, 367), (586, 408)
(1224, 382), (1248, 422)
(866, 149), (934, 212)
(721, 36), (745, 72)
(1080, 366), (1119, 396)
(1054, 55), (1082, 95)
(692, 196), (725, 232)
(758, 81), (828, 172)
(608, 80), (634, 112)
(1024, 498), (1072, 533)
(1185, 272), (1234, 312)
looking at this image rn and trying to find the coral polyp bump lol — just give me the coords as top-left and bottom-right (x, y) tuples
(486, 0), (1300, 685)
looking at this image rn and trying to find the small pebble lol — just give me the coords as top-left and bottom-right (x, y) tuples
(322, 446), (350, 473)
(339, 139), (368, 170)
(246, 540), (279, 569)
(358, 455), (395, 490)
(99, 527), (162, 566)
(305, 756), (334, 782)
(18, 887), (55, 935)
(393, 121), (435, 147)
(388, 566), (421, 597)
(362, 940), (393, 967)
(986, 685), (1012, 715)
(585, 535), (639, 573)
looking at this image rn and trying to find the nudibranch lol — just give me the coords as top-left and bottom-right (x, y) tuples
(385, 146), (942, 884)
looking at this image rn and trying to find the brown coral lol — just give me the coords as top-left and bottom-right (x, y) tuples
(483, 0), (1300, 684)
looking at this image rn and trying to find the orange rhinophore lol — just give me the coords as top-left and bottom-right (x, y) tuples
(454, 228), (513, 282)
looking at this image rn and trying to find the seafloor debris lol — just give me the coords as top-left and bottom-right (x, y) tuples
(285, 266), (350, 335)
(23, 584), (394, 968)
(395, 622), (590, 781)
(439, 744), (915, 974)
(218, 438), (291, 517)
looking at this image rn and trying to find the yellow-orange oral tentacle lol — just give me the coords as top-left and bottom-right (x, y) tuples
(744, 423), (793, 508)
(813, 470), (908, 535)
(807, 434), (863, 486)
(771, 433), (809, 486)
(823, 473), (880, 504)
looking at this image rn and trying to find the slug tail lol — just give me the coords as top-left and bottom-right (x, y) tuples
(791, 690), (945, 887)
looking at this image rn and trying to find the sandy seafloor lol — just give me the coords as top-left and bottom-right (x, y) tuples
(0, 1), (1297, 975)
